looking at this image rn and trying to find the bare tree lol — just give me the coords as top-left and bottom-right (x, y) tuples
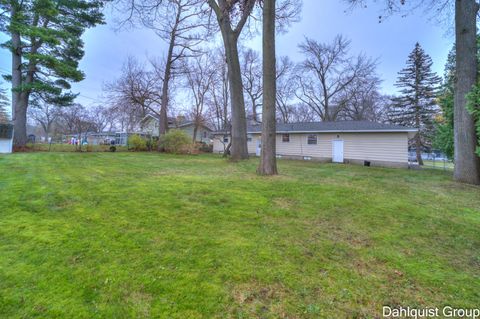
(206, 0), (258, 160)
(27, 102), (60, 141)
(108, 99), (144, 132)
(336, 72), (386, 122)
(88, 105), (118, 133)
(276, 56), (296, 123)
(183, 54), (215, 142)
(104, 57), (162, 123)
(57, 104), (95, 150)
(241, 48), (262, 123)
(205, 48), (230, 132)
(257, 0), (278, 175)
(115, 0), (209, 145)
(296, 35), (377, 121)
(344, 1), (479, 184)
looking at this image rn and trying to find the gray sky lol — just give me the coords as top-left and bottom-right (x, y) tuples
(0, 0), (453, 108)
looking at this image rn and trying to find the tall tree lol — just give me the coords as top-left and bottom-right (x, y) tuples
(257, 0), (277, 175)
(116, 0), (209, 147)
(205, 48), (230, 132)
(206, 0), (257, 160)
(389, 43), (441, 165)
(241, 48), (262, 123)
(454, 0), (480, 184)
(183, 53), (215, 142)
(1, 0), (105, 148)
(344, 0), (480, 184)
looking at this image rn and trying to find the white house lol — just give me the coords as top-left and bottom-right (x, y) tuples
(213, 121), (417, 168)
(0, 124), (13, 154)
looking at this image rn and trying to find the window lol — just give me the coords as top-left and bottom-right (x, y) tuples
(203, 131), (207, 138)
(247, 134), (252, 142)
(223, 136), (229, 143)
(307, 134), (317, 145)
(282, 134), (290, 142)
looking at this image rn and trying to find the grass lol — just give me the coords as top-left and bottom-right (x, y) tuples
(422, 160), (454, 170)
(27, 143), (130, 152)
(0, 153), (479, 318)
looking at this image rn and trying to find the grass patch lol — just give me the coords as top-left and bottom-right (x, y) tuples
(0, 153), (479, 318)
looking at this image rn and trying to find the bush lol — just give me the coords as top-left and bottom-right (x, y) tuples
(197, 142), (213, 153)
(128, 134), (147, 151)
(160, 130), (192, 154)
(109, 146), (117, 152)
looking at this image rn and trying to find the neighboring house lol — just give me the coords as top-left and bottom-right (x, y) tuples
(0, 123), (13, 153)
(140, 114), (213, 143)
(213, 121), (417, 168)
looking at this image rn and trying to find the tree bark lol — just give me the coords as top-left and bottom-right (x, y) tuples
(221, 29), (249, 160)
(157, 6), (181, 151)
(11, 4), (26, 147)
(454, 0), (480, 184)
(257, 0), (278, 175)
(13, 95), (28, 147)
(415, 133), (424, 165)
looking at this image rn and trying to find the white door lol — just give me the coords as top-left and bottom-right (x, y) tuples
(256, 139), (261, 157)
(332, 140), (344, 163)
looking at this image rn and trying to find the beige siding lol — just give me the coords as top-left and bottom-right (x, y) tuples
(342, 133), (408, 163)
(215, 132), (408, 164)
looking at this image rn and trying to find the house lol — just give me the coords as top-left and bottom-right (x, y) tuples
(213, 121), (417, 168)
(0, 123), (13, 153)
(140, 114), (213, 144)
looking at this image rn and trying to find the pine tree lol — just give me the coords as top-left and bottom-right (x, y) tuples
(390, 42), (441, 165)
(433, 48), (455, 160)
(0, 0), (105, 147)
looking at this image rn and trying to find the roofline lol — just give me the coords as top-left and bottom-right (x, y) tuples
(210, 129), (418, 134)
(245, 129), (418, 134)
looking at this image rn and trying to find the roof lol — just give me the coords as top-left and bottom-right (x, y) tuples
(141, 114), (213, 131)
(214, 121), (417, 134)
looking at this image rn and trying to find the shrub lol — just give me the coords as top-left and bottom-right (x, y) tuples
(109, 146), (117, 152)
(128, 134), (147, 151)
(197, 142), (213, 153)
(160, 130), (192, 154)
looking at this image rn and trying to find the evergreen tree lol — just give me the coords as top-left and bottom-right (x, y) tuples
(390, 42), (441, 165)
(433, 48), (455, 160)
(0, 0), (105, 147)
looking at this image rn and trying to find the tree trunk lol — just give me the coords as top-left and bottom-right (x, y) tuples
(11, 4), (25, 148)
(257, 0), (278, 175)
(454, 0), (480, 184)
(221, 28), (249, 160)
(192, 124), (198, 143)
(13, 95), (28, 147)
(415, 133), (424, 166)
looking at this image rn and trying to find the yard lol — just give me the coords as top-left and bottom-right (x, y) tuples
(0, 153), (479, 318)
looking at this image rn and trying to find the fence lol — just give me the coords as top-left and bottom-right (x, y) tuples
(408, 151), (454, 171)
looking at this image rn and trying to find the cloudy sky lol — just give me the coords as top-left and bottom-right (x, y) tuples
(0, 0), (453, 108)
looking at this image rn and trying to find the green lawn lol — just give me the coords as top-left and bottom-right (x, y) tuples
(0, 153), (479, 318)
